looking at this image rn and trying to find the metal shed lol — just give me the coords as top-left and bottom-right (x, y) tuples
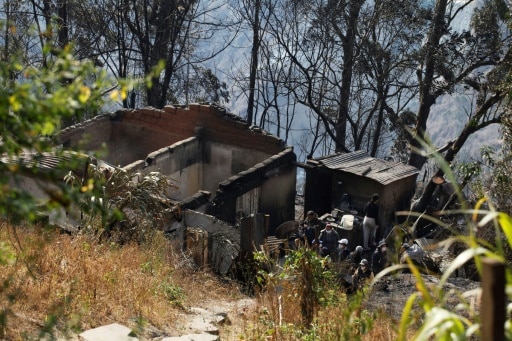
(303, 150), (419, 237)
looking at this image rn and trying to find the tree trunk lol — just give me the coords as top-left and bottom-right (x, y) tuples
(334, 0), (363, 152)
(411, 92), (504, 213)
(246, 0), (261, 127)
(408, 0), (448, 170)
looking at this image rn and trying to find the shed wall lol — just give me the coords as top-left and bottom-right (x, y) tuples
(306, 168), (417, 234)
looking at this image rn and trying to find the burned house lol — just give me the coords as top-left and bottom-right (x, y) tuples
(57, 104), (297, 235)
(303, 150), (419, 231)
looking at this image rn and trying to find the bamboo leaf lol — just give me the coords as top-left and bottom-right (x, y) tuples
(498, 212), (512, 250)
(407, 257), (434, 310)
(398, 293), (418, 341)
(414, 307), (469, 341)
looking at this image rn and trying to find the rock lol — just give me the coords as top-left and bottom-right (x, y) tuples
(176, 306), (230, 335)
(79, 323), (137, 341)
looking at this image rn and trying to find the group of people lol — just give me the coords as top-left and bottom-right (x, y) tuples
(347, 239), (390, 291)
(296, 210), (346, 259)
(296, 193), (383, 257)
(295, 207), (392, 292)
(293, 194), (433, 292)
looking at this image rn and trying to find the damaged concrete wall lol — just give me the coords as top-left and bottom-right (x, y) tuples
(208, 147), (296, 235)
(128, 137), (204, 200)
(57, 104), (296, 235)
(171, 210), (240, 276)
(202, 141), (272, 193)
(58, 104), (285, 166)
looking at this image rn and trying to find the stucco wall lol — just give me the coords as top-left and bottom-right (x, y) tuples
(260, 163), (297, 235)
(203, 141), (272, 194)
(123, 135), (283, 202)
(137, 137), (204, 200)
(208, 147), (296, 231)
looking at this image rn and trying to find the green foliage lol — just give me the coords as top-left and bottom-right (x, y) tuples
(1, 47), (107, 153)
(159, 281), (185, 307)
(280, 248), (338, 313)
(0, 241), (15, 338)
(0, 242), (15, 266)
(0, 44), (129, 223)
(252, 247), (376, 340)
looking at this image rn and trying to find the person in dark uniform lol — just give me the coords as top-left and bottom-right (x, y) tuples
(298, 210), (324, 247)
(371, 239), (389, 276)
(317, 223), (339, 258)
(352, 258), (373, 290)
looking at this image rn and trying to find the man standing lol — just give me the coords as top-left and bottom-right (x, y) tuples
(298, 210), (324, 246)
(362, 194), (380, 250)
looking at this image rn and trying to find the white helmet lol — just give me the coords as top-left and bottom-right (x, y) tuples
(338, 238), (349, 245)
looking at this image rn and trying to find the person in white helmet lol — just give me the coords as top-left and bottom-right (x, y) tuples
(337, 238), (350, 262)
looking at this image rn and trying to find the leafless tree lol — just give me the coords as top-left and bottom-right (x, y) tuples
(260, 0), (427, 158)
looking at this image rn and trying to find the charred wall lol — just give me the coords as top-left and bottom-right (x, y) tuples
(57, 104), (285, 167)
(57, 104), (297, 233)
(208, 147), (296, 234)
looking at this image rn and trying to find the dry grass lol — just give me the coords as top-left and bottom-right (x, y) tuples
(0, 221), (242, 340)
(1, 221), (416, 340)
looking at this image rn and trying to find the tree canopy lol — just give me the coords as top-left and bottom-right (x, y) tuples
(1, 0), (512, 217)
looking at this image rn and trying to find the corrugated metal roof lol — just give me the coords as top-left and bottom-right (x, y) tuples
(308, 150), (419, 185)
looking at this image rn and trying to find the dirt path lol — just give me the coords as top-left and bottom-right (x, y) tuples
(143, 297), (257, 340)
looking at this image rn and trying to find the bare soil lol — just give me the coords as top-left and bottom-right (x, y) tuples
(364, 273), (481, 322)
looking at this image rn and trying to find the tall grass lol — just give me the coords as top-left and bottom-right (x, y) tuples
(243, 247), (404, 340)
(390, 138), (512, 340)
